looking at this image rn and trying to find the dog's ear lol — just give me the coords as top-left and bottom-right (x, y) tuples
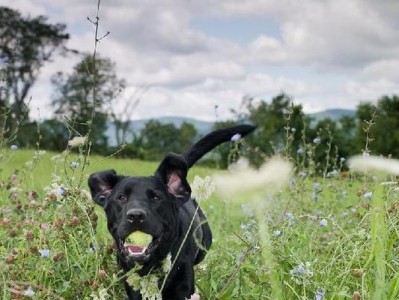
(155, 153), (191, 204)
(88, 169), (121, 207)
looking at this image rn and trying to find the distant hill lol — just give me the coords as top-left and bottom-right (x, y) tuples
(107, 109), (356, 146)
(107, 116), (214, 146)
(309, 109), (356, 123)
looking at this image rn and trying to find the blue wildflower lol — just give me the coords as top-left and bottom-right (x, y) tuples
(70, 161), (79, 169)
(319, 219), (328, 227)
(230, 133), (241, 142)
(10, 144), (18, 150)
(363, 192), (373, 200)
(316, 288), (325, 300)
(39, 249), (50, 258)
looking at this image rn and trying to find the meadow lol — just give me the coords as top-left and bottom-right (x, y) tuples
(1, 146), (399, 300)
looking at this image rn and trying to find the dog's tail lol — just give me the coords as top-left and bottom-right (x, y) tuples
(182, 124), (256, 168)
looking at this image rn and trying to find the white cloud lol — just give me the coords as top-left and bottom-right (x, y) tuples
(3, 0), (399, 121)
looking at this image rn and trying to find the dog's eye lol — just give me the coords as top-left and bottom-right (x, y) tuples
(117, 194), (127, 202)
(148, 191), (161, 201)
(151, 194), (161, 201)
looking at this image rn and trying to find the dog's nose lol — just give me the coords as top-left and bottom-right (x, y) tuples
(126, 208), (147, 223)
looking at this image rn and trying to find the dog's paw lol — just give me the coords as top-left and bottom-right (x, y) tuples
(188, 293), (200, 300)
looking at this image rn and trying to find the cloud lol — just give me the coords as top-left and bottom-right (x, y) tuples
(3, 0), (399, 121)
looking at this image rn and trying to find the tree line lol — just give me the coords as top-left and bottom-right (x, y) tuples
(1, 6), (399, 170)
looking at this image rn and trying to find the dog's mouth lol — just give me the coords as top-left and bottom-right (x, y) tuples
(120, 231), (162, 263)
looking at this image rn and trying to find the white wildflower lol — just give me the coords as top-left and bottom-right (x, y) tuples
(140, 275), (161, 300)
(231, 133), (241, 142)
(191, 176), (215, 202)
(162, 253), (172, 273)
(214, 157), (293, 198)
(348, 154), (399, 175)
(23, 287), (35, 297)
(68, 136), (87, 148)
(45, 182), (66, 200)
(313, 137), (321, 144)
(90, 288), (110, 300)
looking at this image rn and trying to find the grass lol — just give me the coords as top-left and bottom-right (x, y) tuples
(1, 148), (399, 299)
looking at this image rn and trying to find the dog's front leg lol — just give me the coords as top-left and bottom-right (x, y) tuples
(162, 263), (195, 300)
(124, 281), (142, 300)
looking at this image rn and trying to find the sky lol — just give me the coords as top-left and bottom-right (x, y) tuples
(3, 0), (399, 121)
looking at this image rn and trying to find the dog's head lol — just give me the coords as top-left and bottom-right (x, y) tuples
(88, 153), (191, 269)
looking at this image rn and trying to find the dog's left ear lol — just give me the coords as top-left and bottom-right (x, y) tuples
(88, 169), (122, 207)
(155, 153), (191, 204)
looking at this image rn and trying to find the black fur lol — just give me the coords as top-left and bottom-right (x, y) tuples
(88, 125), (255, 300)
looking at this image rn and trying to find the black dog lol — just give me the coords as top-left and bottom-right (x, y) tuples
(88, 124), (255, 300)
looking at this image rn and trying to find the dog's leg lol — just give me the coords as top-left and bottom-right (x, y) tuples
(162, 262), (195, 300)
(124, 281), (142, 300)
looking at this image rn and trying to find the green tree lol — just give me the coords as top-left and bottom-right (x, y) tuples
(243, 93), (310, 165)
(357, 95), (399, 157)
(51, 54), (125, 153)
(0, 6), (69, 126)
(137, 120), (198, 161)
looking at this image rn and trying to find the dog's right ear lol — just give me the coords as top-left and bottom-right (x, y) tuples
(88, 170), (121, 207)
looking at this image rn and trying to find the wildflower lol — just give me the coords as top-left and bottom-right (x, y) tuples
(45, 182), (66, 200)
(285, 212), (294, 221)
(362, 151), (370, 157)
(290, 262), (313, 285)
(340, 157), (346, 163)
(298, 171), (307, 178)
(319, 219), (328, 227)
(23, 287), (35, 297)
(273, 230), (283, 237)
(68, 136), (87, 148)
(313, 137), (321, 144)
(313, 183), (322, 192)
(311, 192), (318, 202)
(380, 181), (398, 186)
(231, 133), (241, 142)
(40, 223), (49, 232)
(291, 127), (296, 133)
(327, 169), (339, 177)
(0, 56), (9, 70)
(214, 157), (293, 198)
(191, 176), (215, 202)
(349, 154), (399, 175)
(315, 288), (325, 300)
(39, 249), (50, 258)
(90, 288), (110, 300)
(10, 144), (18, 150)
(140, 275), (161, 300)
(363, 192), (373, 200)
(70, 161), (79, 169)
(297, 147), (303, 155)
(162, 253), (172, 273)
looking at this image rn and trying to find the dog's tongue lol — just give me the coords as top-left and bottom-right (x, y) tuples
(127, 245), (143, 253)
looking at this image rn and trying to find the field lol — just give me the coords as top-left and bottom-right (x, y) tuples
(1, 148), (399, 299)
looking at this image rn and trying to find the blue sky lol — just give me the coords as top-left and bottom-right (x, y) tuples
(3, 0), (399, 121)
